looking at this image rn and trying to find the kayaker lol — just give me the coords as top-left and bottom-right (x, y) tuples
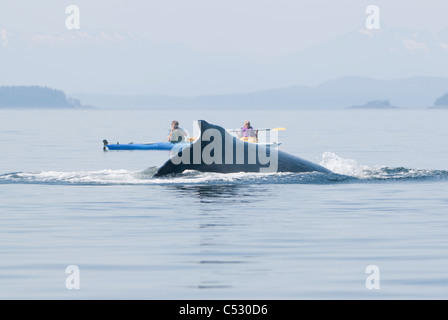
(240, 120), (258, 139)
(167, 120), (188, 143)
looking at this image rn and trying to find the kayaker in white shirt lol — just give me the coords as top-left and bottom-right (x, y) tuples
(167, 120), (188, 143)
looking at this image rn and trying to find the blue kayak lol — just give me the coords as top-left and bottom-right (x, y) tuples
(103, 140), (191, 151)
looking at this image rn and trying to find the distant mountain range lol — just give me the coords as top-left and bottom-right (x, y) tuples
(1, 77), (447, 109)
(72, 76), (448, 109)
(2, 24), (448, 109)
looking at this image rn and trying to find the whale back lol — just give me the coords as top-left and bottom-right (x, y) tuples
(154, 120), (331, 176)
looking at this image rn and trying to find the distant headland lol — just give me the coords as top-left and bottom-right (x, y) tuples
(349, 100), (400, 109)
(431, 92), (448, 109)
(0, 86), (93, 109)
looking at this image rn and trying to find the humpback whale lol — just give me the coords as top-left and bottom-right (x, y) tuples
(154, 120), (331, 177)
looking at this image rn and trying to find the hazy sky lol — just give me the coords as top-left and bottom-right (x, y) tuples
(2, 1), (448, 96)
(2, 0), (448, 57)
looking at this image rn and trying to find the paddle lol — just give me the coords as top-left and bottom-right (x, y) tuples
(263, 127), (286, 131)
(227, 127), (286, 132)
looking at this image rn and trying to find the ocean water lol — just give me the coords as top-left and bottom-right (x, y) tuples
(0, 108), (447, 299)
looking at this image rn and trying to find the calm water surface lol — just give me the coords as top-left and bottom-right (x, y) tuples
(0, 109), (447, 299)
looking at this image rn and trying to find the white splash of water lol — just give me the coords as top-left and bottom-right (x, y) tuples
(2, 169), (146, 185)
(320, 152), (376, 178)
